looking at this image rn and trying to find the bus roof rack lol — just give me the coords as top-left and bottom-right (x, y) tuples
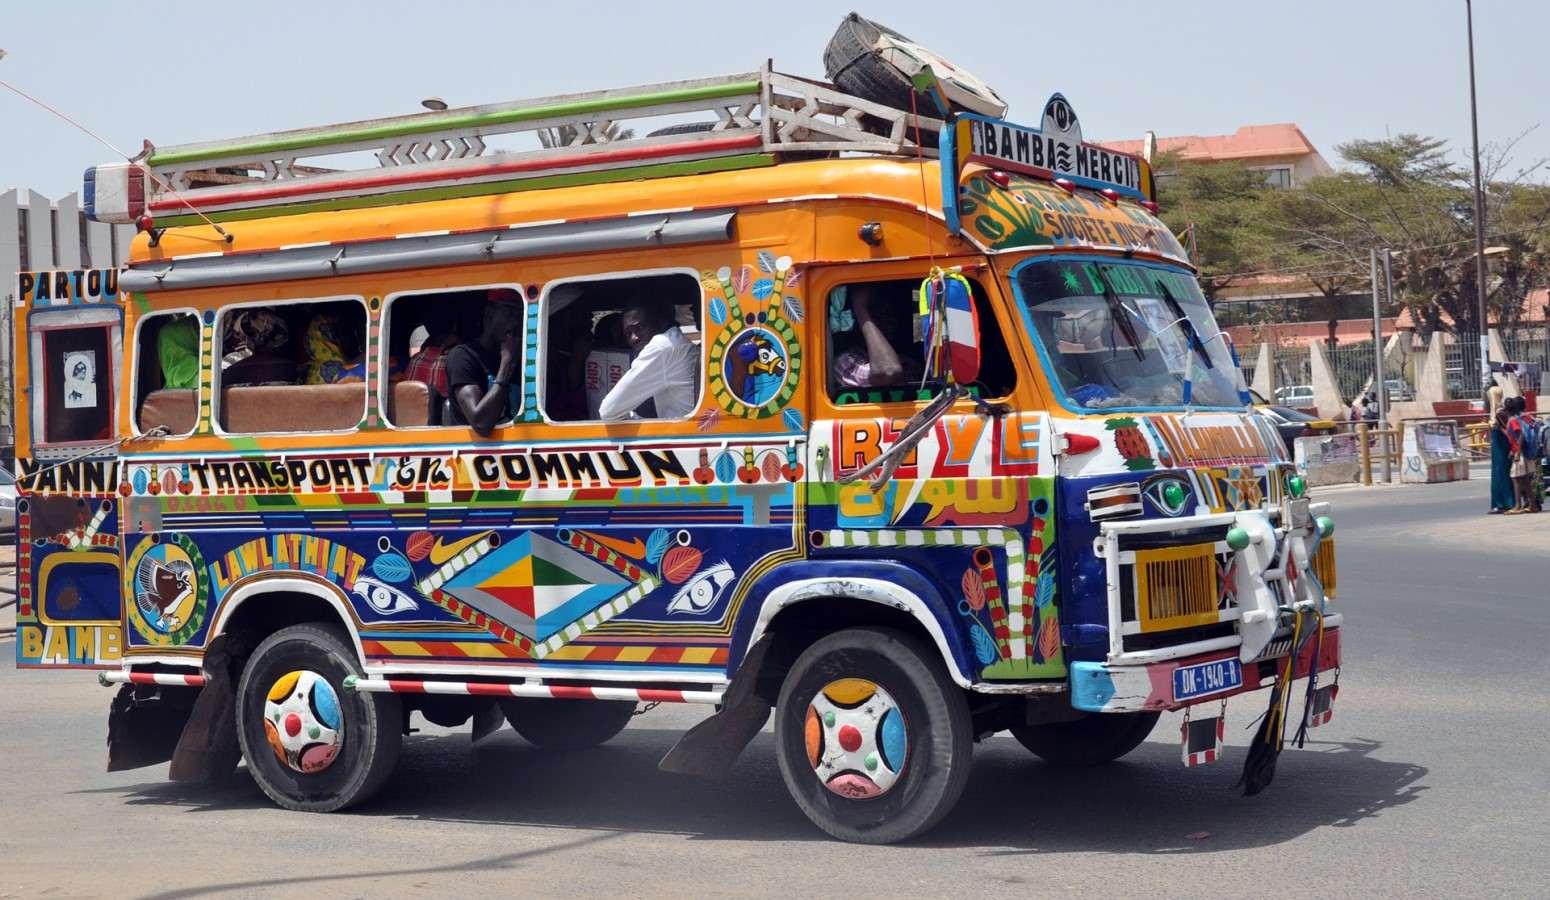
(100, 61), (944, 223)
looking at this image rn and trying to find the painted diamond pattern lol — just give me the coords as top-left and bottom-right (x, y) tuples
(442, 533), (629, 641)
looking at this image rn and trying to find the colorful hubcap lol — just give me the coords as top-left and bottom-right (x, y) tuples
(262, 670), (343, 774)
(803, 678), (908, 799)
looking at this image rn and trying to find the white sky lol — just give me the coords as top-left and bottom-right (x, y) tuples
(3, 0), (1547, 198)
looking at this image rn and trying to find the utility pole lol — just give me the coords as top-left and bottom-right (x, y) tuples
(1370, 249), (1391, 484)
(1466, 0), (1491, 388)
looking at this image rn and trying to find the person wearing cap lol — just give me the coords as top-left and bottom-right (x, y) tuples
(598, 298), (698, 420)
(446, 288), (524, 436)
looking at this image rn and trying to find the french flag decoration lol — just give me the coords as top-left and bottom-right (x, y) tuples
(919, 269), (980, 385)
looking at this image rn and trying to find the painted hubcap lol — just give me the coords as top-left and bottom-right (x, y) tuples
(803, 678), (908, 799)
(262, 670), (343, 774)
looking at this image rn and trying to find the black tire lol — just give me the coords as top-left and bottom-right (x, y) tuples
(1009, 711), (1160, 766)
(647, 122), (718, 137)
(235, 624), (401, 812)
(824, 13), (923, 114)
(774, 627), (972, 844)
(499, 698), (637, 750)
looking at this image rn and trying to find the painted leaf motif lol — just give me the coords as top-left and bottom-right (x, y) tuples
(961, 569), (987, 611)
(733, 266), (753, 294)
(1038, 614), (1061, 663)
(661, 545), (704, 584)
(697, 406), (722, 432)
(372, 552), (413, 584)
(756, 250), (777, 273)
(781, 408), (805, 432)
(1035, 571), (1055, 608)
(751, 278), (774, 301)
(709, 297), (728, 326)
(970, 623), (998, 666)
(645, 529), (672, 565)
(782, 294), (805, 323)
(714, 450), (738, 483)
(784, 267), (804, 288)
(760, 452), (784, 483)
(699, 269), (722, 292)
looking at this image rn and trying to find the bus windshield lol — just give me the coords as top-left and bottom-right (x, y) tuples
(1015, 258), (1242, 410)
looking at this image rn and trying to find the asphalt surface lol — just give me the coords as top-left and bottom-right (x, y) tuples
(1, 469), (1547, 898)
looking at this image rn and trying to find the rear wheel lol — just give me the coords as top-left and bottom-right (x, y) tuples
(499, 698), (637, 750)
(235, 624), (401, 811)
(774, 627), (971, 844)
(1009, 711), (1160, 766)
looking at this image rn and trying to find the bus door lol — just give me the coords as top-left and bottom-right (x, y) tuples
(14, 290), (127, 668)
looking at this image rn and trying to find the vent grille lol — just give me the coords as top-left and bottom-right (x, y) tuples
(1134, 543), (1219, 632)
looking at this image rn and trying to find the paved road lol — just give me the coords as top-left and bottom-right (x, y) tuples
(2, 473), (1547, 898)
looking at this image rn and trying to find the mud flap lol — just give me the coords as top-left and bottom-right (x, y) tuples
(659, 637), (776, 778)
(167, 637), (241, 782)
(107, 684), (196, 773)
(471, 701), (506, 743)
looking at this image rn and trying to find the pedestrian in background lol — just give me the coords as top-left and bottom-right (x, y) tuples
(1489, 398), (1516, 514)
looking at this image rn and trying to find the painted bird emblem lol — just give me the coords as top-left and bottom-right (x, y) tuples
(136, 557), (194, 631)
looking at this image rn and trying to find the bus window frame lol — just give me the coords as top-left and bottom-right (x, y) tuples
(381, 283), (522, 430)
(539, 268), (707, 426)
(130, 306), (203, 439)
(211, 294), (370, 438)
(26, 305), (123, 452)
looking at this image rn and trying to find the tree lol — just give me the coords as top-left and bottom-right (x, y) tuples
(1152, 151), (1280, 301)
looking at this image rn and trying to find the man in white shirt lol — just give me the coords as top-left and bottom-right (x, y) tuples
(599, 301), (699, 420)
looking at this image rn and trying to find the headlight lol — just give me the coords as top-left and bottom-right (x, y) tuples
(0, 496), (14, 508)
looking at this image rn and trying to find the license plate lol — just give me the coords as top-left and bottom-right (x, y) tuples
(1173, 658), (1242, 702)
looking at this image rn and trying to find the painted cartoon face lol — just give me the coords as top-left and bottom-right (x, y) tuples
(667, 560), (735, 615)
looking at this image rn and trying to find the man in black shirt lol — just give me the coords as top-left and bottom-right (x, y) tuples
(446, 289), (523, 436)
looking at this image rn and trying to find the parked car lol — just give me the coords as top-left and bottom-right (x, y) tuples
(0, 465), (15, 532)
(1259, 406), (1338, 453)
(1384, 379), (1414, 402)
(1274, 384), (1316, 408)
(1249, 390), (1338, 452)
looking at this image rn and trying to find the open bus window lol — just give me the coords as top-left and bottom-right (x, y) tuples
(27, 307), (121, 448)
(541, 273), (703, 423)
(214, 299), (369, 434)
(826, 276), (1015, 405)
(134, 312), (201, 436)
(383, 289), (488, 427)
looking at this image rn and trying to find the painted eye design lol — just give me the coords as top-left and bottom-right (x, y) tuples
(667, 561), (735, 615)
(1144, 477), (1192, 517)
(350, 575), (418, 615)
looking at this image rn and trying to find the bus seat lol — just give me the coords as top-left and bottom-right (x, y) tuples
(390, 380), (431, 428)
(139, 389), (199, 435)
(220, 383), (366, 433)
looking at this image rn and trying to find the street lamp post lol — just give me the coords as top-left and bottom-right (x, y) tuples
(1466, 0), (1491, 387)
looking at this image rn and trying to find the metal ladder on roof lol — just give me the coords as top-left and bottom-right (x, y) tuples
(137, 61), (944, 219)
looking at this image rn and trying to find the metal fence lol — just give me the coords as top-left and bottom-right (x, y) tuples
(1246, 329), (1550, 407)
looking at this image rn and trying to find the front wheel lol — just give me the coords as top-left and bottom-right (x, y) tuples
(235, 623), (401, 812)
(1009, 711), (1160, 766)
(774, 627), (972, 844)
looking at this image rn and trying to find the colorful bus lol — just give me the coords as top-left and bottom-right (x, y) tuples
(14, 61), (1341, 844)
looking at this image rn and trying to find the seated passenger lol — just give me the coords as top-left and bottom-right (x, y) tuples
(404, 323), (461, 396)
(157, 315), (200, 390)
(222, 309), (296, 387)
(830, 284), (923, 390)
(446, 289), (524, 437)
(598, 299), (698, 420)
(301, 313), (369, 384)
